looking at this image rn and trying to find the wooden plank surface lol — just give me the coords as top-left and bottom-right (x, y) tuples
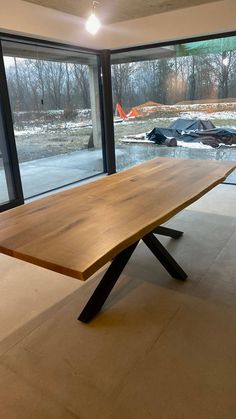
(0, 157), (235, 280)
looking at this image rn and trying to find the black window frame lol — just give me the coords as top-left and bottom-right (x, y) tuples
(0, 41), (24, 212)
(0, 32), (115, 208)
(110, 30), (236, 184)
(0, 29), (235, 212)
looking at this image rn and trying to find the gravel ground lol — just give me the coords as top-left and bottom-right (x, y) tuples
(1, 114), (236, 170)
(9, 117), (172, 164)
(14, 127), (92, 163)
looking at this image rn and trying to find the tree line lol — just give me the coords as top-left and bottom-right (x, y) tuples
(4, 50), (236, 114)
(5, 59), (90, 112)
(111, 51), (236, 110)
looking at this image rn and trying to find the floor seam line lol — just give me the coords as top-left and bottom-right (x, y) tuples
(144, 305), (182, 356)
(193, 226), (236, 291)
(0, 360), (82, 419)
(0, 289), (82, 358)
(109, 304), (182, 402)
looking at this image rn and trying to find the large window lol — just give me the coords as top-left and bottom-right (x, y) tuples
(0, 102), (22, 209)
(0, 107), (12, 206)
(0, 152), (8, 205)
(0, 53), (23, 211)
(1, 32), (236, 213)
(111, 34), (236, 183)
(2, 40), (104, 198)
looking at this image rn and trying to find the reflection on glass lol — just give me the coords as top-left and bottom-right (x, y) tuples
(3, 41), (104, 198)
(111, 35), (236, 184)
(0, 99), (16, 206)
(0, 153), (9, 204)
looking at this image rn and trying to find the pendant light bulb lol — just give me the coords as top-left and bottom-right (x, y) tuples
(86, 1), (101, 35)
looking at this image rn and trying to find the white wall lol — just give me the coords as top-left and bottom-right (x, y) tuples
(0, 0), (235, 50)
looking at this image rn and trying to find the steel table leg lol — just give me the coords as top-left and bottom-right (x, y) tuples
(78, 241), (139, 323)
(153, 226), (183, 239)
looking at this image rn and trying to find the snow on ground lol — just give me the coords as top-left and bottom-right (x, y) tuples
(122, 134), (236, 150)
(121, 135), (213, 149)
(122, 137), (236, 149)
(12, 106), (236, 156)
(15, 108), (91, 117)
(13, 106), (236, 138)
(177, 141), (212, 149)
(14, 120), (92, 137)
(125, 132), (147, 139)
(173, 102), (236, 111)
(15, 126), (45, 136)
(180, 111), (236, 121)
(122, 139), (155, 144)
(122, 137), (213, 149)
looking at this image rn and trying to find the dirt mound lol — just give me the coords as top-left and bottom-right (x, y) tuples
(176, 98), (236, 105)
(135, 101), (162, 109)
(129, 101), (164, 118)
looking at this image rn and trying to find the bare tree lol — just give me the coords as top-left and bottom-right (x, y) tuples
(111, 63), (135, 108)
(74, 64), (90, 108)
(214, 51), (234, 98)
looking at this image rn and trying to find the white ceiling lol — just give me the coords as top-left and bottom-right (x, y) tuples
(22, 0), (222, 24)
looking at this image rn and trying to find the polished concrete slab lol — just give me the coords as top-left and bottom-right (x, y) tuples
(0, 184), (236, 418)
(0, 149), (104, 201)
(109, 298), (236, 419)
(0, 254), (82, 356)
(1, 146), (235, 203)
(0, 364), (77, 419)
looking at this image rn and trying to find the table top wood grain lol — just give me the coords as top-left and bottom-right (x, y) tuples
(0, 157), (235, 280)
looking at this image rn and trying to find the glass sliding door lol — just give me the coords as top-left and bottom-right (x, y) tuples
(111, 34), (236, 184)
(2, 40), (104, 198)
(0, 106), (12, 205)
(0, 100), (22, 209)
(0, 45), (23, 211)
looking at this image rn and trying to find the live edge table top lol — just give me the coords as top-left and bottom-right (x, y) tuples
(0, 157), (235, 281)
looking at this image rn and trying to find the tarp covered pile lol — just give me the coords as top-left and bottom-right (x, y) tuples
(147, 119), (236, 148)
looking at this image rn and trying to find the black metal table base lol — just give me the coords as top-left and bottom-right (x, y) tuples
(78, 241), (139, 323)
(78, 226), (187, 323)
(154, 226), (183, 239)
(142, 233), (187, 280)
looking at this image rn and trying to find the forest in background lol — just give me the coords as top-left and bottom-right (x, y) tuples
(112, 52), (236, 110)
(5, 59), (90, 113)
(4, 50), (236, 115)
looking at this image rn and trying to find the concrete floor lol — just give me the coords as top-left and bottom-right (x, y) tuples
(0, 183), (236, 418)
(116, 143), (236, 183)
(0, 149), (104, 202)
(1, 146), (236, 204)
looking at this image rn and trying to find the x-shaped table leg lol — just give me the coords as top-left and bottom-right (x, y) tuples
(78, 228), (187, 323)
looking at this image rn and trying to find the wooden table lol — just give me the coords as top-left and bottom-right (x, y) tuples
(0, 157), (235, 322)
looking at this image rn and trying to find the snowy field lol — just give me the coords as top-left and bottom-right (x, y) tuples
(114, 105), (236, 184)
(1, 104), (235, 190)
(1, 104), (236, 202)
(10, 104), (236, 164)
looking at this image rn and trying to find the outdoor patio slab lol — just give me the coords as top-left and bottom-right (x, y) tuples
(0, 148), (104, 201)
(1, 146), (235, 203)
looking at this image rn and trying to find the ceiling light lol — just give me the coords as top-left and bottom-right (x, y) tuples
(86, 1), (101, 35)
